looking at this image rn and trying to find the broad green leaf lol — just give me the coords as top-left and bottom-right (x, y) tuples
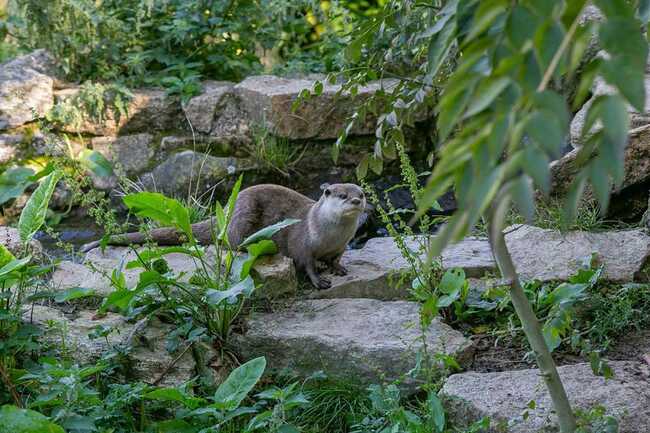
(533, 21), (564, 74)
(213, 357), (266, 411)
(0, 243), (16, 268)
(532, 91), (569, 130)
(511, 176), (535, 222)
(77, 149), (114, 178)
(599, 17), (648, 110)
(0, 167), (35, 205)
(144, 388), (205, 410)
(464, 0), (506, 44)
(54, 287), (96, 303)
(464, 76), (511, 118)
(599, 94), (629, 147)
(439, 268), (466, 295)
(0, 256), (30, 278)
(207, 275), (255, 305)
(239, 219), (300, 248)
(589, 159), (611, 213)
(506, 5), (538, 49)
(427, 393), (446, 432)
(523, 146), (551, 193)
(126, 247), (203, 269)
(146, 419), (199, 433)
(18, 170), (63, 245)
(0, 405), (65, 433)
(219, 175), (243, 241)
(525, 111), (563, 158)
(123, 192), (193, 242)
(241, 240), (278, 279)
(427, 17), (457, 78)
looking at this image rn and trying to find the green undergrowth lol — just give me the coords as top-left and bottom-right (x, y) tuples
(473, 198), (634, 237)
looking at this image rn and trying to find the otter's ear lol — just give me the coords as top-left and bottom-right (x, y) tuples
(320, 183), (331, 191)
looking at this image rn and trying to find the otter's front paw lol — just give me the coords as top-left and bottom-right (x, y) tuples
(331, 263), (348, 276)
(316, 277), (332, 290)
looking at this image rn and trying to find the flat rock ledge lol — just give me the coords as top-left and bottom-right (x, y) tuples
(234, 298), (474, 389)
(309, 236), (496, 300)
(505, 225), (650, 282)
(49, 246), (296, 298)
(441, 361), (650, 433)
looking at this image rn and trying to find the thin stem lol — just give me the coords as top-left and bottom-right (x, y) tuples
(487, 200), (576, 433)
(0, 361), (22, 407)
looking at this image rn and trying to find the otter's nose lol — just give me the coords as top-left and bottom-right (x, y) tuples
(350, 198), (362, 205)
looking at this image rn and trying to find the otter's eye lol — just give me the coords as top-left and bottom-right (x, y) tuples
(324, 189), (331, 196)
(359, 192), (365, 199)
(339, 194), (348, 200)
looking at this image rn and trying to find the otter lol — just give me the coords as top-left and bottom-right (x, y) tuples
(81, 183), (367, 289)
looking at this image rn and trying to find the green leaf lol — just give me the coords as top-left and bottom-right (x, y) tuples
(0, 405), (65, 433)
(239, 219), (300, 248)
(0, 256), (31, 278)
(464, 76), (511, 118)
(54, 287), (96, 303)
(125, 247), (203, 269)
(464, 0), (506, 44)
(599, 17), (648, 110)
(218, 175), (243, 241)
(439, 268), (466, 295)
(240, 240), (277, 279)
(0, 167), (35, 206)
(78, 149), (114, 178)
(506, 5), (538, 49)
(18, 170), (63, 245)
(427, 393), (446, 432)
(207, 275), (255, 306)
(146, 419), (199, 433)
(123, 192), (193, 242)
(213, 357), (266, 411)
(525, 111), (563, 158)
(427, 17), (457, 77)
(511, 176), (535, 222)
(144, 388), (205, 410)
(0, 244), (16, 268)
(599, 94), (629, 147)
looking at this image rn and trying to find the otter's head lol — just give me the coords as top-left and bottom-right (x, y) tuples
(319, 183), (366, 219)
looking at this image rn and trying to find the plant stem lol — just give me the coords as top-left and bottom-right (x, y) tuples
(0, 361), (22, 407)
(487, 203), (576, 433)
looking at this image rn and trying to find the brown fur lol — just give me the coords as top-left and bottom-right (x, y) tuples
(81, 183), (366, 289)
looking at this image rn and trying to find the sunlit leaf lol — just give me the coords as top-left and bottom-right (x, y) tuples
(19, 170), (64, 246)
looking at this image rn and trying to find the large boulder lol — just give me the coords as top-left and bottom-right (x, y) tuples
(551, 123), (650, 196)
(54, 87), (182, 136)
(183, 81), (247, 139)
(0, 51), (55, 130)
(0, 226), (43, 258)
(234, 75), (401, 140)
(441, 361), (650, 433)
(22, 305), (217, 387)
(309, 236), (496, 300)
(91, 133), (155, 176)
(0, 133), (23, 164)
(140, 150), (256, 198)
(505, 225), (650, 282)
(235, 298), (475, 388)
